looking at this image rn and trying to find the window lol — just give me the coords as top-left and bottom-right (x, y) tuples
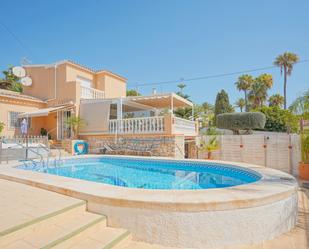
(8, 112), (31, 129)
(8, 112), (22, 128)
(76, 76), (92, 88)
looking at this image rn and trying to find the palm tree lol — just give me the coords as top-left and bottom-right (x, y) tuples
(0, 66), (23, 93)
(289, 90), (309, 117)
(235, 98), (246, 112)
(248, 82), (267, 108)
(248, 74), (273, 108)
(64, 116), (86, 139)
(235, 74), (254, 111)
(274, 52), (299, 109)
(268, 94), (284, 108)
(199, 136), (220, 159)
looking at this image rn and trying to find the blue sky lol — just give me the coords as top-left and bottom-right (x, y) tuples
(0, 0), (308, 108)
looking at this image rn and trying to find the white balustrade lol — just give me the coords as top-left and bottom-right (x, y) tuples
(173, 117), (196, 136)
(80, 85), (105, 99)
(109, 116), (165, 134)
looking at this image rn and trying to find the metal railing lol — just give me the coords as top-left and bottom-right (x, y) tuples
(80, 85), (105, 99)
(0, 137), (63, 167)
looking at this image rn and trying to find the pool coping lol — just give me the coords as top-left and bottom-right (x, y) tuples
(0, 155), (298, 212)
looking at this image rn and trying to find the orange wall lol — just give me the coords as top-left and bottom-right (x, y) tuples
(24, 64), (78, 107)
(0, 97), (45, 137)
(23, 62), (127, 106)
(96, 73), (126, 98)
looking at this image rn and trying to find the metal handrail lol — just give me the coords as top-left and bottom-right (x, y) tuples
(3, 142), (45, 165)
(0, 137), (67, 169)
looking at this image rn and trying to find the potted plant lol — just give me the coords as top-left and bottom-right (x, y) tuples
(200, 136), (220, 160)
(299, 131), (309, 180)
(64, 116), (85, 139)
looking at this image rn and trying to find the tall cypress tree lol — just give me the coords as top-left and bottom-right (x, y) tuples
(214, 90), (233, 124)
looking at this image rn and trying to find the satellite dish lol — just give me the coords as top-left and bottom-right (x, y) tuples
(12, 66), (26, 78)
(21, 76), (32, 86)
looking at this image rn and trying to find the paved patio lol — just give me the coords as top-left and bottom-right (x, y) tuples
(0, 178), (307, 249)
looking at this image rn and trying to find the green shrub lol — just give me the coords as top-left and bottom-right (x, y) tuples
(0, 122), (4, 134)
(301, 131), (309, 163)
(216, 112), (266, 134)
(254, 106), (299, 133)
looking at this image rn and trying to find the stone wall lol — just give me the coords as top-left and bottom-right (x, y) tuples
(79, 134), (185, 159)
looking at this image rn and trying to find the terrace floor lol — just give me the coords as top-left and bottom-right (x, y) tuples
(0, 178), (307, 249)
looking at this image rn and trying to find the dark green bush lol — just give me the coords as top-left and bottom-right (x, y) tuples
(216, 112), (266, 134)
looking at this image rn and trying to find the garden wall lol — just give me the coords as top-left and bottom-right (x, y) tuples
(197, 134), (301, 175)
(79, 134), (185, 159)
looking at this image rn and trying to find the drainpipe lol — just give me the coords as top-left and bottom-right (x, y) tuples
(45, 63), (58, 103)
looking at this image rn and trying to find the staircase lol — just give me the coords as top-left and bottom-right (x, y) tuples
(49, 140), (71, 158)
(0, 201), (131, 249)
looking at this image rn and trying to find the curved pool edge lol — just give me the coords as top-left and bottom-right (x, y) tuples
(0, 155), (298, 212)
(0, 155), (299, 248)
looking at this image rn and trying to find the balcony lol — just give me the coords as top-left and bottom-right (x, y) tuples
(80, 85), (105, 99)
(108, 115), (197, 136)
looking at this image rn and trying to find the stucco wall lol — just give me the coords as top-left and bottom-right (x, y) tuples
(196, 134), (301, 175)
(88, 192), (297, 249)
(96, 73), (126, 98)
(0, 97), (44, 137)
(23, 64), (78, 106)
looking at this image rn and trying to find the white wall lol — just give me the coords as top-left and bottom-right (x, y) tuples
(198, 134), (301, 175)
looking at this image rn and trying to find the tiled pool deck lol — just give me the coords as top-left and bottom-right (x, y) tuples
(0, 177), (307, 249)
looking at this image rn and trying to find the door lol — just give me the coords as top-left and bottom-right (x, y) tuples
(57, 110), (71, 140)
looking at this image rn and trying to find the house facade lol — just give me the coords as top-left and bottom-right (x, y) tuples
(0, 60), (197, 158)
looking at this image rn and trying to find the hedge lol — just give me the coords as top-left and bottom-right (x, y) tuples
(216, 112), (266, 133)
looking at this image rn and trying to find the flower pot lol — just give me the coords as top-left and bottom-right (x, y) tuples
(299, 162), (309, 180)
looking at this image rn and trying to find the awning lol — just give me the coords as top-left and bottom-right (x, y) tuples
(19, 105), (74, 118)
(127, 93), (193, 108)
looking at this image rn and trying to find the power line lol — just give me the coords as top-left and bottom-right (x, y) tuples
(0, 19), (33, 57)
(129, 59), (309, 87)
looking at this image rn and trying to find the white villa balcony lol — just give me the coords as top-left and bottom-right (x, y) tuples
(79, 93), (198, 137)
(80, 85), (105, 99)
(108, 115), (197, 136)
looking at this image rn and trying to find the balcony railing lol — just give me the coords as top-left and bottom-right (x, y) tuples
(109, 116), (165, 134)
(173, 117), (196, 136)
(108, 115), (197, 136)
(80, 85), (105, 99)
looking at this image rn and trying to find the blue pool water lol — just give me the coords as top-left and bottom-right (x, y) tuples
(17, 157), (261, 190)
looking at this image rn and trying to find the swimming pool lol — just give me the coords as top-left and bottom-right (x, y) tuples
(17, 157), (261, 190)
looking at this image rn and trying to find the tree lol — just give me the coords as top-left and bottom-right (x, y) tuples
(289, 89), (309, 119)
(199, 136), (220, 159)
(235, 98), (246, 112)
(214, 90), (233, 124)
(64, 116), (86, 139)
(274, 52), (299, 109)
(235, 74), (254, 111)
(248, 74), (273, 108)
(254, 106), (299, 133)
(126, 89), (141, 96)
(0, 66), (23, 93)
(176, 83), (190, 100)
(268, 94), (284, 108)
(216, 112), (266, 134)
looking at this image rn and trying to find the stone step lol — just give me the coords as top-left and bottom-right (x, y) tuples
(0, 202), (106, 249)
(120, 241), (179, 249)
(53, 226), (131, 249)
